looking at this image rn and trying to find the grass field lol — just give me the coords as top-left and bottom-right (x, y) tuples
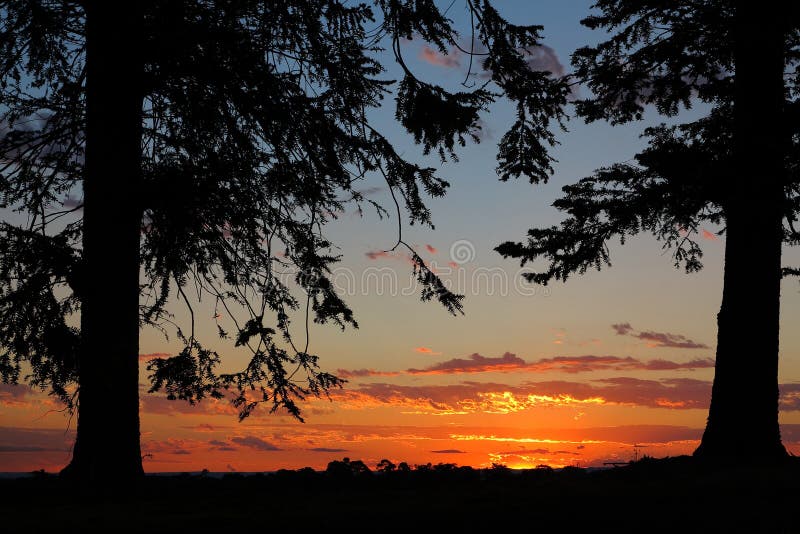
(2, 456), (799, 533)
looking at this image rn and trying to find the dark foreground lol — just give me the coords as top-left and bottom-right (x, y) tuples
(1, 456), (799, 533)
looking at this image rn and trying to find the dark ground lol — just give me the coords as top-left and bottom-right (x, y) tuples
(1, 456), (799, 533)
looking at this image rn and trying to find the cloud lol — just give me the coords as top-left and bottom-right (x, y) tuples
(400, 353), (715, 375)
(329, 376), (719, 415)
(552, 328), (566, 345)
(612, 323), (709, 349)
(355, 186), (383, 196)
(140, 393), (238, 416)
(495, 448), (551, 455)
(636, 331), (709, 349)
(364, 249), (414, 265)
(416, 38), (565, 79)
(0, 427), (74, 454)
(420, 45), (461, 68)
(308, 447), (349, 453)
(612, 323), (634, 336)
(208, 439), (238, 452)
(336, 353), (714, 379)
(0, 445), (57, 452)
(488, 446), (582, 466)
(365, 250), (392, 260)
(701, 229), (718, 241)
(62, 195), (82, 209)
(414, 346), (441, 355)
(139, 352), (172, 361)
(230, 436), (282, 451)
(781, 423), (800, 443)
(521, 44), (565, 76)
(472, 117), (493, 141)
(529, 355), (713, 373)
(336, 368), (400, 379)
(475, 43), (566, 80)
(142, 438), (201, 456)
(780, 383), (800, 411)
(588, 377), (711, 409)
(0, 113), (81, 164)
(425, 244), (438, 254)
(332, 382), (573, 415)
(0, 383), (32, 406)
(431, 449), (466, 454)
(183, 423), (231, 433)
(408, 352), (526, 375)
(641, 358), (715, 371)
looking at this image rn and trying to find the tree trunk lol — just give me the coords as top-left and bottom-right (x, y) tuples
(61, 2), (144, 481)
(694, 1), (787, 461)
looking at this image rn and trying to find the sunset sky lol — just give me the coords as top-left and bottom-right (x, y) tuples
(2, 0), (800, 473)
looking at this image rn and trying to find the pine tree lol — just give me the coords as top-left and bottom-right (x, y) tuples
(497, 0), (798, 461)
(0, 1), (567, 480)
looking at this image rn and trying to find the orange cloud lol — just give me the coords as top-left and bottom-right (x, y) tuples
(425, 244), (438, 254)
(457, 391), (605, 414)
(451, 434), (606, 445)
(326, 377), (714, 415)
(552, 328), (566, 345)
(0, 383), (32, 406)
(780, 383), (800, 410)
(701, 229), (718, 241)
(139, 352), (172, 361)
(419, 45), (460, 68)
(414, 346), (441, 355)
(5, 420), (797, 472)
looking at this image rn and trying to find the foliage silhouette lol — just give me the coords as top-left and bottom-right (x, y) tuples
(0, 1), (567, 480)
(3, 457), (800, 532)
(497, 0), (799, 460)
(376, 458), (396, 473)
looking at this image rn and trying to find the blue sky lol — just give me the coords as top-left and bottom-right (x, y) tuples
(136, 1), (800, 386)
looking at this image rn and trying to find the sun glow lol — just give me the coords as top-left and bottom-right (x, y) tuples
(459, 392), (607, 414)
(450, 434), (607, 445)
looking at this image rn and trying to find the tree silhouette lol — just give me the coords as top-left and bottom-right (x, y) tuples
(0, 1), (567, 481)
(376, 459), (396, 473)
(497, 0), (798, 461)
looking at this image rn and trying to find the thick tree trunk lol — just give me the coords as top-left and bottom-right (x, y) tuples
(694, 1), (787, 461)
(61, 2), (144, 481)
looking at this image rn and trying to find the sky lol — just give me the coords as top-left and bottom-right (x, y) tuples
(2, 1), (800, 473)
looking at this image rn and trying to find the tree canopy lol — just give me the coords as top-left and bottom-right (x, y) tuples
(0, 1), (568, 427)
(498, 1), (799, 281)
(497, 0), (799, 459)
